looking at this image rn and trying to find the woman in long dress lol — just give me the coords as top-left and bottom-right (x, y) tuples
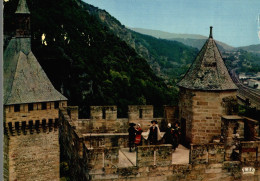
(163, 123), (174, 148)
(135, 124), (143, 148)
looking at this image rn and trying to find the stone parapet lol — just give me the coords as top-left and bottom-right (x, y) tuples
(240, 141), (260, 167)
(136, 145), (172, 167)
(90, 106), (117, 120)
(83, 133), (128, 148)
(190, 143), (225, 164)
(88, 147), (119, 170)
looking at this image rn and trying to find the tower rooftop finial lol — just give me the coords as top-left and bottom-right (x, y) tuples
(209, 26), (213, 38)
(15, 0), (30, 14)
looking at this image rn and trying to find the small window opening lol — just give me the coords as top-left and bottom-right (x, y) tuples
(102, 107), (106, 119)
(139, 109), (143, 119)
(42, 102), (47, 110)
(14, 104), (20, 112)
(28, 103), (33, 111)
(54, 101), (59, 109)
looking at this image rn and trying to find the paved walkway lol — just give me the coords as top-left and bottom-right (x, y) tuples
(172, 144), (189, 164)
(120, 148), (137, 166)
(118, 148), (136, 167)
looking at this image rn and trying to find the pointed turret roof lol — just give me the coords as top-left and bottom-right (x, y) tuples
(177, 27), (237, 90)
(4, 38), (67, 105)
(4, 1), (67, 105)
(15, 0), (30, 14)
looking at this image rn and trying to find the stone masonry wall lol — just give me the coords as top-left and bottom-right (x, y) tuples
(7, 127), (60, 181)
(190, 143), (225, 164)
(164, 105), (177, 124)
(5, 100), (67, 123)
(83, 134), (129, 148)
(59, 108), (89, 181)
(3, 101), (66, 181)
(240, 141), (260, 166)
(128, 105), (155, 130)
(4, 134), (9, 181)
(90, 106), (117, 120)
(137, 145), (172, 167)
(78, 118), (129, 133)
(60, 106), (260, 181)
(191, 90), (237, 144)
(89, 161), (253, 181)
(179, 88), (193, 144)
(88, 147), (119, 170)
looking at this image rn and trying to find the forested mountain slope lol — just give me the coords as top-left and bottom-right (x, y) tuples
(80, 2), (199, 85)
(4, 0), (177, 117)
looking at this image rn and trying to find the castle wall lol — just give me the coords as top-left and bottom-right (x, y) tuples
(136, 145), (172, 167)
(4, 135), (9, 181)
(90, 106), (117, 120)
(5, 101), (67, 123)
(164, 105), (177, 124)
(59, 106), (260, 181)
(179, 88), (237, 144)
(59, 108), (89, 181)
(78, 105), (164, 133)
(179, 88), (193, 144)
(128, 105), (155, 130)
(83, 133), (129, 148)
(3, 101), (67, 181)
(78, 118), (129, 133)
(7, 126), (60, 181)
(191, 90), (237, 144)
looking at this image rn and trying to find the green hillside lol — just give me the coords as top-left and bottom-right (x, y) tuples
(129, 28), (207, 39)
(130, 27), (234, 51)
(4, 0), (177, 117)
(82, 2), (199, 85)
(237, 44), (260, 56)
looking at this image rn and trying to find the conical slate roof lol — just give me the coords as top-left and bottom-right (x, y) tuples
(15, 0), (30, 14)
(177, 27), (237, 90)
(4, 38), (67, 105)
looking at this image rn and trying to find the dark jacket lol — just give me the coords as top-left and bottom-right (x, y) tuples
(148, 126), (158, 144)
(128, 126), (136, 141)
(164, 127), (173, 144)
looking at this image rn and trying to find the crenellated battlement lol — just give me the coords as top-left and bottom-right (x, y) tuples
(4, 118), (59, 136)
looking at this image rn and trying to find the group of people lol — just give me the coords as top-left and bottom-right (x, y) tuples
(163, 122), (181, 150)
(128, 120), (181, 152)
(128, 123), (143, 152)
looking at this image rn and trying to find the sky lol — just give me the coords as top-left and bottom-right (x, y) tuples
(84, 0), (260, 47)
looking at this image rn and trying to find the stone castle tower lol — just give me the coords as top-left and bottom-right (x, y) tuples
(178, 27), (238, 145)
(3, 0), (67, 180)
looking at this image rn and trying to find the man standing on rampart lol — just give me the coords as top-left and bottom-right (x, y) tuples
(148, 120), (162, 145)
(128, 123), (136, 152)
